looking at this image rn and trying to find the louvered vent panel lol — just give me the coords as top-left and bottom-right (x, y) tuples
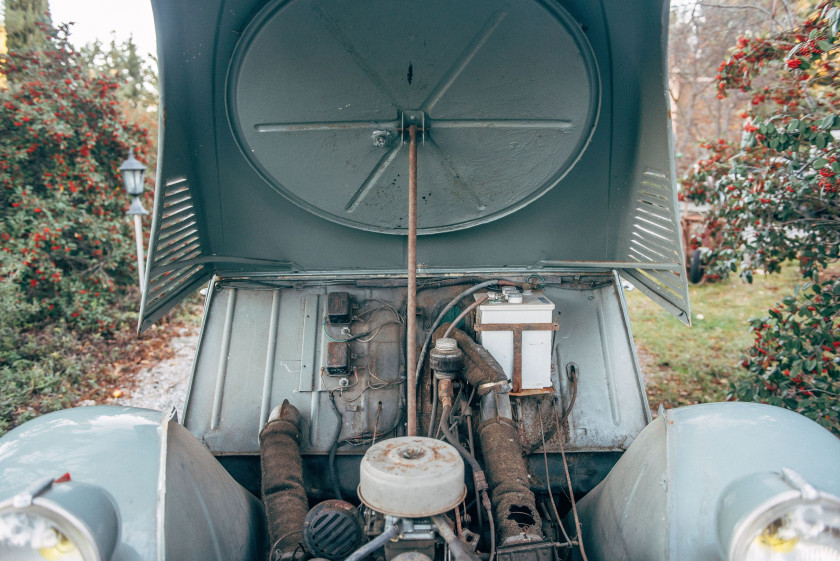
(140, 177), (211, 331)
(622, 169), (691, 325)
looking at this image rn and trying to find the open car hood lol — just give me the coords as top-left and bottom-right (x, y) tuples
(141, 0), (689, 330)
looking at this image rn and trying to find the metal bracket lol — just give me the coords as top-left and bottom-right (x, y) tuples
(475, 320), (559, 393)
(399, 111), (426, 144)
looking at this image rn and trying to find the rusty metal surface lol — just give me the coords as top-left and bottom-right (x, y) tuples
(358, 436), (466, 517)
(407, 124), (418, 437)
(326, 342), (350, 375)
(327, 292), (351, 324)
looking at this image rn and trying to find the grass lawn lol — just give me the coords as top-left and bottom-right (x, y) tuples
(627, 266), (803, 412)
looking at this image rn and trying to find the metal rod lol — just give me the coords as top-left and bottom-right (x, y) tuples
(406, 124), (418, 437)
(133, 214), (146, 291)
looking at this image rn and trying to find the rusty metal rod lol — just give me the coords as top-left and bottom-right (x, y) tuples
(406, 124), (418, 436)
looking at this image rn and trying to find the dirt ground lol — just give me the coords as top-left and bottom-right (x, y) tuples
(77, 322), (198, 419)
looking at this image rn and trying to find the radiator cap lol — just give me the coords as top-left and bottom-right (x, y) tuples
(358, 437), (465, 517)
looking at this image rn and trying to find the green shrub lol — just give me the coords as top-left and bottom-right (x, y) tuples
(0, 23), (152, 332)
(732, 279), (840, 434)
(0, 24), (154, 433)
(679, 2), (840, 434)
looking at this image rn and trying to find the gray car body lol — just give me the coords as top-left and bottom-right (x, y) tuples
(1, 2), (839, 561)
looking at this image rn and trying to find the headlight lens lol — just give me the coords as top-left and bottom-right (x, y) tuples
(743, 501), (840, 560)
(718, 469), (840, 561)
(0, 511), (83, 560)
(0, 478), (118, 561)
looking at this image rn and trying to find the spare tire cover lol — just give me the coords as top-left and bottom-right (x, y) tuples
(228, 0), (599, 234)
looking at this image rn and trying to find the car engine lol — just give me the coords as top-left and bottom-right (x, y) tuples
(256, 280), (579, 561)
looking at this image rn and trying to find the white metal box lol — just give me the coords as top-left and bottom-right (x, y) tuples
(476, 291), (556, 391)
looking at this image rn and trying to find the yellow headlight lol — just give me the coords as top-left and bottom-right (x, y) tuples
(0, 479), (118, 561)
(718, 469), (840, 561)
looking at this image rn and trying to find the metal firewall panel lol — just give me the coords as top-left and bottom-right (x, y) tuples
(183, 274), (649, 456)
(184, 282), (405, 454)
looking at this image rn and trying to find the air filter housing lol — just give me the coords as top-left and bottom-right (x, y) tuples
(358, 437), (466, 517)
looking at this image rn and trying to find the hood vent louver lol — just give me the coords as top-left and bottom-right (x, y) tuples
(621, 169), (691, 326)
(139, 177), (211, 332)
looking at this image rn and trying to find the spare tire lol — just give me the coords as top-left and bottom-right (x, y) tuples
(689, 249), (704, 284)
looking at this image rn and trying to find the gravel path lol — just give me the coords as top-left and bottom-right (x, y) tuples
(116, 326), (198, 418)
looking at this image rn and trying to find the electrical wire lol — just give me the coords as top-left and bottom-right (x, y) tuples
(438, 403), (495, 561)
(372, 402), (382, 446)
(553, 396), (588, 561)
(355, 299), (403, 322)
(537, 403), (574, 547)
(526, 364), (578, 454)
(442, 295), (489, 339)
(322, 318), (403, 343)
(327, 391), (344, 501)
(415, 280), (510, 389)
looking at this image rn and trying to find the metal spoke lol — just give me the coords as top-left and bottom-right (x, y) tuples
(311, 1), (401, 107)
(345, 142), (403, 213)
(432, 119), (574, 130)
(421, 10), (507, 113)
(256, 120), (396, 133)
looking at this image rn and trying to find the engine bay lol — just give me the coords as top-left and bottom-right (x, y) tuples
(183, 273), (651, 561)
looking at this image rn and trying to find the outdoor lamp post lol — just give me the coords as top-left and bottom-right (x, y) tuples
(120, 149), (149, 291)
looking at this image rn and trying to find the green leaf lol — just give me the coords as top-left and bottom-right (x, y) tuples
(814, 158), (829, 169)
(788, 120), (800, 133)
(819, 114), (836, 130)
(816, 134), (827, 150)
(818, 40), (833, 52)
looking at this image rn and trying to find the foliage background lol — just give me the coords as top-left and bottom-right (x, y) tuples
(0, 18), (157, 433)
(679, 1), (840, 434)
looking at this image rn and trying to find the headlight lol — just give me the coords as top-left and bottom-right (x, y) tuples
(0, 476), (119, 561)
(718, 468), (840, 561)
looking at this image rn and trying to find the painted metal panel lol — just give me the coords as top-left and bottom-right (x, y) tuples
(0, 407), (163, 560)
(184, 275), (648, 456)
(575, 402), (840, 561)
(140, 177), (211, 332)
(227, 0), (599, 234)
(0, 406), (264, 561)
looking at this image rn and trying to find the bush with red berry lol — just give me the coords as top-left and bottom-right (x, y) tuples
(0, 24), (153, 333)
(680, 2), (840, 434)
(0, 24), (155, 433)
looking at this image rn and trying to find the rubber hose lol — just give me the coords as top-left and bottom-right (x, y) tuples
(415, 280), (503, 388)
(343, 523), (401, 561)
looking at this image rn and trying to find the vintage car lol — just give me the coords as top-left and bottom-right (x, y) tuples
(2, 1), (839, 560)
